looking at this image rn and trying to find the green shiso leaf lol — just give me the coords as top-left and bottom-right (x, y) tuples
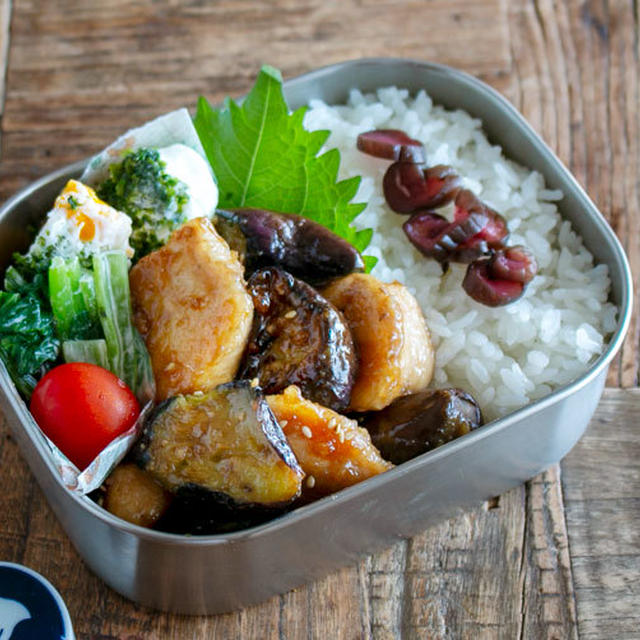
(194, 65), (375, 269)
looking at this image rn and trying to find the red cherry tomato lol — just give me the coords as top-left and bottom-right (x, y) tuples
(30, 363), (140, 470)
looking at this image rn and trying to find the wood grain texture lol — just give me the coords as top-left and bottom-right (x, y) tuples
(566, 0), (640, 387)
(0, 0), (511, 200)
(0, 0), (9, 111)
(562, 388), (640, 640)
(0, 1), (638, 638)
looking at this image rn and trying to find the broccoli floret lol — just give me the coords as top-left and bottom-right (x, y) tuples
(97, 148), (189, 259)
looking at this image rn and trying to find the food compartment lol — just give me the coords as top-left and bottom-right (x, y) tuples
(0, 58), (631, 613)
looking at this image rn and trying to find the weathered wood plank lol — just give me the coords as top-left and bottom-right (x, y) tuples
(0, 0), (637, 638)
(397, 466), (577, 640)
(520, 467), (578, 640)
(567, 0), (640, 387)
(562, 388), (640, 639)
(605, 0), (640, 387)
(367, 543), (407, 639)
(0, 0), (10, 115)
(0, 0), (510, 202)
(400, 493), (526, 639)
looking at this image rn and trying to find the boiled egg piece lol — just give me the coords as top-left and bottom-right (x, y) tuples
(34, 180), (133, 259)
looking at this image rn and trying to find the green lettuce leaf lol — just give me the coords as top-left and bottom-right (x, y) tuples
(194, 65), (375, 270)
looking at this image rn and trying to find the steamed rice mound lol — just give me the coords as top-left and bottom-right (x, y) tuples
(304, 87), (617, 421)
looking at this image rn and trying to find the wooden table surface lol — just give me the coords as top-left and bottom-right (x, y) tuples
(0, 1), (638, 638)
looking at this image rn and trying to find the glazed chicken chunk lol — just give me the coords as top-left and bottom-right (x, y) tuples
(129, 217), (253, 401)
(323, 273), (434, 412)
(267, 385), (392, 497)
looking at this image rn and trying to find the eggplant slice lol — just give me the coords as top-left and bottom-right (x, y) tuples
(152, 484), (289, 535)
(362, 388), (483, 464)
(133, 381), (304, 507)
(214, 208), (364, 284)
(240, 267), (357, 412)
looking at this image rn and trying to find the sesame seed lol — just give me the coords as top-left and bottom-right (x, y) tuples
(279, 419), (288, 428)
(301, 426), (313, 439)
(306, 475), (316, 489)
(284, 309), (297, 319)
(193, 390), (204, 396)
(164, 362), (176, 372)
(328, 418), (337, 430)
(338, 431), (345, 443)
(250, 377), (260, 388)
(284, 386), (298, 399)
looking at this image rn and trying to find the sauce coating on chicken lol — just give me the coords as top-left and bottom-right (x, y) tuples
(267, 385), (392, 496)
(323, 273), (434, 412)
(129, 217), (253, 401)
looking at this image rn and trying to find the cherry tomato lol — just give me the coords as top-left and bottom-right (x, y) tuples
(30, 363), (140, 470)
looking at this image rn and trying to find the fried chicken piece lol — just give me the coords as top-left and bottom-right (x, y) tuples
(129, 217), (253, 401)
(323, 273), (434, 411)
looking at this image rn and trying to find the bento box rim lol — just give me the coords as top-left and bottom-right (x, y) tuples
(0, 57), (633, 546)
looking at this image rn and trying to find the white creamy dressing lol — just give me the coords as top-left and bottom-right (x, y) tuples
(157, 143), (218, 219)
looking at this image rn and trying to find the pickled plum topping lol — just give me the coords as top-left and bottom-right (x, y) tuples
(462, 246), (538, 307)
(402, 212), (450, 260)
(357, 129), (425, 163)
(402, 189), (509, 265)
(383, 163), (462, 213)
(462, 261), (524, 307)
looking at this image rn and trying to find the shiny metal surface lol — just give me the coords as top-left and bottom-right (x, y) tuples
(0, 58), (632, 614)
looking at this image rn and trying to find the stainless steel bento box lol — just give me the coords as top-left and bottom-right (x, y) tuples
(0, 59), (632, 614)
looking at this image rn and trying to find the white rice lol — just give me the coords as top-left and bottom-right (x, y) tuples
(304, 87), (618, 421)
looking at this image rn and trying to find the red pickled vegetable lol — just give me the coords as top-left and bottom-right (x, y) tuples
(402, 212), (450, 260)
(454, 189), (508, 247)
(448, 237), (491, 264)
(462, 259), (525, 307)
(384, 163), (462, 213)
(489, 245), (537, 284)
(424, 165), (463, 207)
(357, 129), (425, 163)
(403, 208), (488, 262)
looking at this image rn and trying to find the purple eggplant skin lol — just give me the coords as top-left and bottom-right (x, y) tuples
(362, 388), (483, 464)
(152, 484), (286, 535)
(214, 208), (364, 285)
(241, 267), (357, 412)
(131, 381), (304, 508)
